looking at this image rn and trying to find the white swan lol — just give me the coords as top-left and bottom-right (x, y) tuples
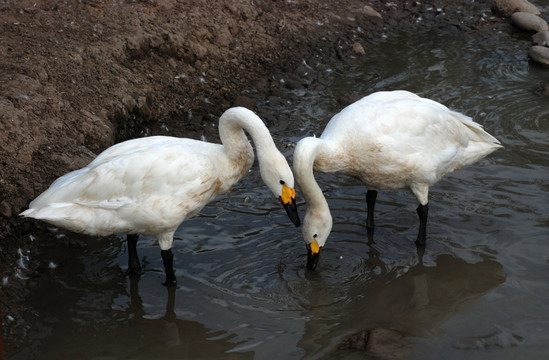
(21, 107), (301, 285)
(293, 90), (502, 270)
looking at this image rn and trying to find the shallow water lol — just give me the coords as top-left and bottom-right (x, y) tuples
(6, 26), (549, 359)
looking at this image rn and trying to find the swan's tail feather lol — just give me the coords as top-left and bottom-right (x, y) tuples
(450, 111), (502, 167)
(20, 203), (126, 236)
(450, 110), (502, 146)
(27, 168), (95, 209)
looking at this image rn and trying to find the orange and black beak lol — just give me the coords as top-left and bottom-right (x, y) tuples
(306, 239), (321, 270)
(280, 184), (300, 227)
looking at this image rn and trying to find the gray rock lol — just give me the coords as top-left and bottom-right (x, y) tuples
(532, 31), (549, 46)
(528, 45), (549, 66)
(491, 0), (541, 17)
(511, 12), (549, 32)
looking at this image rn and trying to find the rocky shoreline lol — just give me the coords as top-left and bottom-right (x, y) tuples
(491, 0), (549, 66)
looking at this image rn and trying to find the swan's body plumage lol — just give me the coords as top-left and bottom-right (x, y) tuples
(21, 107), (300, 284)
(314, 91), (499, 199)
(23, 137), (245, 245)
(293, 90), (502, 269)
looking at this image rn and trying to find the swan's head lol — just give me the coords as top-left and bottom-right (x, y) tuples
(302, 206), (332, 271)
(259, 151), (300, 227)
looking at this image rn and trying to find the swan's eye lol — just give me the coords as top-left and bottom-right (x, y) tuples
(313, 234), (317, 238)
(280, 180), (285, 185)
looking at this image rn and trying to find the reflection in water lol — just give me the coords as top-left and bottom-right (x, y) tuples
(297, 231), (506, 359)
(7, 241), (253, 360)
(114, 278), (254, 360)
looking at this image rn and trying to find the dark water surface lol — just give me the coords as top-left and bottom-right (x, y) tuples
(6, 27), (549, 359)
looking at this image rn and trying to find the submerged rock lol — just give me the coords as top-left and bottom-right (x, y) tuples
(338, 328), (412, 359)
(511, 12), (549, 32)
(491, 0), (541, 17)
(529, 45), (549, 66)
(532, 31), (549, 46)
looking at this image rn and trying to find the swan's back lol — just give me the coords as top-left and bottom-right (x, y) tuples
(316, 91), (501, 187)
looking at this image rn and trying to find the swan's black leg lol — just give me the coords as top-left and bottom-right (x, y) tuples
(366, 190), (378, 230)
(161, 249), (177, 286)
(127, 234), (142, 276)
(415, 204), (428, 246)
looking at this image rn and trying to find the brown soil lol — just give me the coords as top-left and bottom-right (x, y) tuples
(0, 0), (512, 353)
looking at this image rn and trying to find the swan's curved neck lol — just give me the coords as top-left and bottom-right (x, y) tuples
(218, 107), (277, 163)
(293, 137), (330, 210)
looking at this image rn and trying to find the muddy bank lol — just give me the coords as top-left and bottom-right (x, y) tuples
(1, 0), (514, 353)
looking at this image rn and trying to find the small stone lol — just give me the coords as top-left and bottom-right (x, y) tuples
(121, 94), (137, 112)
(352, 42), (366, 55)
(0, 201), (12, 218)
(511, 12), (549, 32)
(491, 0), (541, 17)
(338, 328), (412, 358)
(528, 45), (549, 66)
(366, 328), (410, 356)
(363, 5), (382, 19)
(532, 31), (549, 46)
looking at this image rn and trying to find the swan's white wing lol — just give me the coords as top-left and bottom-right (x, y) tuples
(26, 136), (182, 208)
(376, 98), (501, 177)
(23, 138), (236, 235)
(319, 94), (500, 187)
(89, 136), (177, 165)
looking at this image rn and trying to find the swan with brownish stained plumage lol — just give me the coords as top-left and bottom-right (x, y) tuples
(21, 107), (300, 285)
